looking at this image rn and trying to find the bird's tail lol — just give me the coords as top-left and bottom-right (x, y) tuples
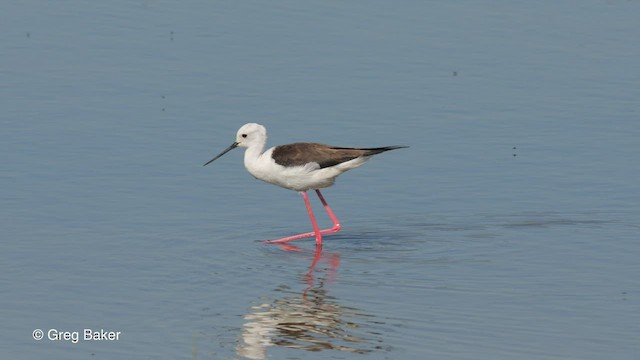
(330, 145), (409, 156)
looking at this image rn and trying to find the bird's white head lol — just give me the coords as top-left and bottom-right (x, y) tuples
(203, 123), (267, 167)
(235, 123), (267, 148)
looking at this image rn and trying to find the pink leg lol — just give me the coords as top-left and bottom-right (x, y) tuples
(315, 190), (341, 234)
(302, 191), (323, 246)
(263, 190), (341, 245)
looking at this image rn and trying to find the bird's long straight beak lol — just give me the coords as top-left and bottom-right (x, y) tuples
(203, 142), (238, 166)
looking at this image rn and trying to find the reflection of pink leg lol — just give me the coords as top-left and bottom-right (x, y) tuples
(263, 190), (341, 245)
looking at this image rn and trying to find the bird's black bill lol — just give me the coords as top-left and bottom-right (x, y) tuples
(203, 142), (238, 166)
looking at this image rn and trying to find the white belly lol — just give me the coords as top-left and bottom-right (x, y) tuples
(245, 151), (369, 192)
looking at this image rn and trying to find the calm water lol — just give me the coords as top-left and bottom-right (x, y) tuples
(2, 1), (639, 359)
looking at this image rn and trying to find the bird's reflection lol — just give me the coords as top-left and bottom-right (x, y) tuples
(237, 245), (383, 359)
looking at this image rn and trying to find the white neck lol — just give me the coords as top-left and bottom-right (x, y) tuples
(243, 139), (267, 171)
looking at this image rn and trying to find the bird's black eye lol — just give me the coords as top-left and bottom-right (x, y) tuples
(241, 134), (247, 138)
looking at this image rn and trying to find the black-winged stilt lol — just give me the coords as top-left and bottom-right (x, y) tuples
(204, 123), (407, 246)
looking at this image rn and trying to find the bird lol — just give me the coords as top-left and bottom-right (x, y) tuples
(203, 123), (407, 246)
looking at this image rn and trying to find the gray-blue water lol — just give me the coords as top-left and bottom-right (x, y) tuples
(2, 1), (639, 359)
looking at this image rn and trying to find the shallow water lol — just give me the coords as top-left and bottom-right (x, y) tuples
(2, 1), (639, 359)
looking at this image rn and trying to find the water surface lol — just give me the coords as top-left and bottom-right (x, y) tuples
(1, 1), (639, 359)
